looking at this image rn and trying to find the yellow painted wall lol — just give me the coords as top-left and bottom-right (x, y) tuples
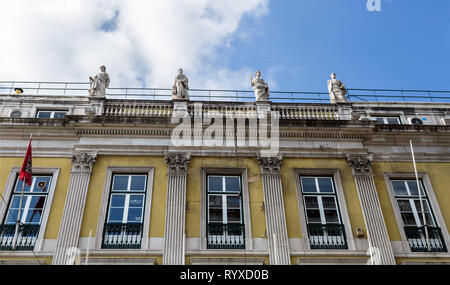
(281, 158), (366, 239)
(372, 161), (450, 242)
(0, 157), (72, 239)
(79, 155), (168, 238)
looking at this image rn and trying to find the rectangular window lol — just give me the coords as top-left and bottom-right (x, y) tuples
(1, 175), (51, 250)
(391, 179), (447, 252)
(207, 175), (245, 249)
(102, 174), (147, 249)
(36, 110), (66, 119)
(300, 176), (347, 249)
(373, 116), (401, 125)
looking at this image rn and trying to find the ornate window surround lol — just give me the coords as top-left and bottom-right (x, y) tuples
(200, 167), (253, 251)
(0, 167), (60, 252)
(293, 168), (356, 251)
(94, 166), (154, 251)
(383, 172), (450, 255)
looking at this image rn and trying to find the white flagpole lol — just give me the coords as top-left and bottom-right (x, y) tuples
(85, 230), (92, 265)
(409, 140), (431, 251)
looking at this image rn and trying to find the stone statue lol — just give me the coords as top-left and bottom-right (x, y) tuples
(250, 71), (270, 101)
(327, 73), (348, 103)
(172, 68), (189, 100)
(89, 65), (110, 97)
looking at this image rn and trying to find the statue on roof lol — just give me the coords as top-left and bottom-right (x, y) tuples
(172, 68), (189, 100)
(327, 73), (348, 103)
(250, 70), (270, 102)
(89, 65), (110, 97)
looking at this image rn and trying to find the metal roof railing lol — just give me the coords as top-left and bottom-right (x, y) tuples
(1, 81), (450, 104)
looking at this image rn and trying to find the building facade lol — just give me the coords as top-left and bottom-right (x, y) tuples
(0, 84), (450, 265)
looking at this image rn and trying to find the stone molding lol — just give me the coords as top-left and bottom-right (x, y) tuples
(346, 153), (373, 175)
(70, 152), (97, 173)
(257, 155), (283, 175)
(164, 152), (191, 175)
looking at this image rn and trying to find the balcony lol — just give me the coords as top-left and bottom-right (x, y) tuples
(0, 224), (40, 250)
(207, 223), (245, 249)
(404, 226), (447, 252)
(307, 224), (348, 250)
(102, 223), (143, 249)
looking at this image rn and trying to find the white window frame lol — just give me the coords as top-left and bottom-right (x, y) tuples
(106, 175), (147, 224)
(0, 167), (59, 252)
(384, 172), (450, 255)
(36, 110), (67, 119)
(200, 168), (253, 251)
(294, 169), (356, 250)
(207, 175), (243, 224)
(95, 167), (154, 251)
(373, 116), (401, 125)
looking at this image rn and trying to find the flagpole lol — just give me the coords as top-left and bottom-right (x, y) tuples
(409, 140), (431, 251)
(11, 134), (33, 250)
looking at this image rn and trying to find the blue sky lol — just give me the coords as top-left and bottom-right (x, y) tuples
(0, 0), (449, 93)
(221, 0), (450, 91)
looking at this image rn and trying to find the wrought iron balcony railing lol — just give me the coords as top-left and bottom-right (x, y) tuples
(0, 224), (40, 250)
(207, 223), (245, 249)
(307, 223), (348, 250)
(404, 226), (447, 252)
(102, 223), (143, 249)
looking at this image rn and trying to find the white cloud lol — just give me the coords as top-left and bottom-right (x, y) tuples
(0, 0), (269, 91)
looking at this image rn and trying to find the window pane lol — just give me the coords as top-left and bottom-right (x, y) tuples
(33, 177), (51, 193)
(401, 213), (417, 226)
(130, 175), (146, 191)
(5, 209), (19, 224)
(112, 175), (129, 191)
(108, 208), (124, 223)
(129, 195), (144, 207)
(9, 195), (22, 209)
(418, 213), (435, 227)
(37, 112), (51, 118)
(413, 200), (430, 213)
(209, 209), (223, 222)
(110, 194), (126, 207)
(301, 178), (316, 193)
(318, 178), (334, 193)
(53, 112), (66, 119)
(306, 209), (321, 223)
(14, 179), (32, 193)
(324, 210), (339, 223)
(225, 177), (240, 192)
(227, 196), (240, 209)
(208, 176), (223, 192)
(304, 196), (319, 209)
(397, 199), (412, 212)
(387, 117), (400, 125)
(391, 181), (408, 196)
(227, 209), (241, 222)
(29, 196), (46, 209)
(127, 208), (143, 223)
(24, 209), (42, 224)
(375, 118), (385, 124)
(321, 196), (336, 209)
(407, 181), (425, 196)
(208, 195), (222, 208)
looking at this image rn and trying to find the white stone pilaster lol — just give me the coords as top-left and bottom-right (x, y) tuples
(162, 153), (190, 265)
(257, 155), (291, 265)
(52, 152), (97, 265)
(346, 154), (396, 265)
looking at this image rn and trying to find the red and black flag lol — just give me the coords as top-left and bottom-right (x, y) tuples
(19, 137), (32, 186)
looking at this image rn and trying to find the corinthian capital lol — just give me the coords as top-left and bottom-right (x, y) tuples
(165, 152), (191, 175)
(70, 152), (97, 173)
(257, 155), (282, 175)
(346, 154), (373, 175)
